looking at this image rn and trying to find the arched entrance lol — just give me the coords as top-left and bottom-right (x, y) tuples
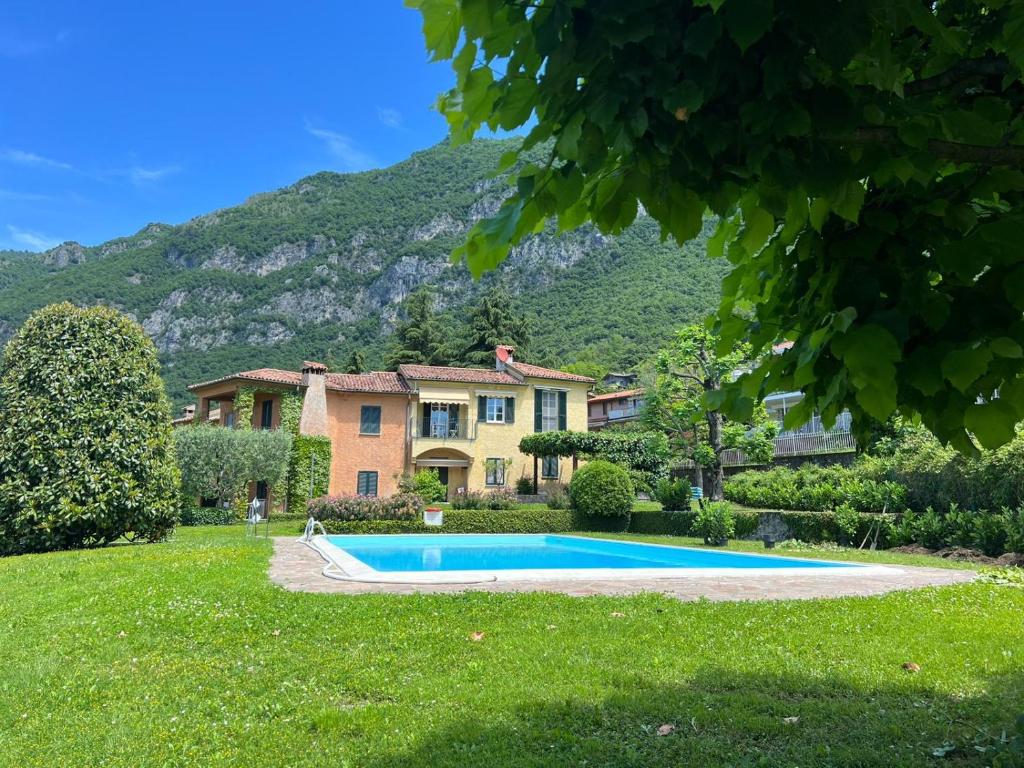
(411, 448), (473, 501)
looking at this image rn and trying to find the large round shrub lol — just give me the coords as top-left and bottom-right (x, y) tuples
(0, 303), (179, 554)
(569, 460), (634, 518)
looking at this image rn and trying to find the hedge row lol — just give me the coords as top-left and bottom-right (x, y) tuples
(321, 507), (577, 534)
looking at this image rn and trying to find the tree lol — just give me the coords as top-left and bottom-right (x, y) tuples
(459, 283), (531, 366)
(175, 425), (292, 505)
(408, 0), (1024, 455)
(344, 349), (367, 374)
(384, 287), (454, 369)
(0, 303), (179, 554)
(643, 326), (776, 500)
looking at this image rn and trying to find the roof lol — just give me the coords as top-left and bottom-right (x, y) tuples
(588, 388), (644, 403)
(188, 368), (302, 391)
(325, 371), (410, 393)
(398, 364), (522, 385)
(508, 361), (595, 383)
(189, 367), (410, 394)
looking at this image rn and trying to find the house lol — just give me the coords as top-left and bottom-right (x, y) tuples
(183, 346), (593, 502)
(587, 388), (645, 430)
(602, 372), (638, 389)
(719, 341), (856, 467)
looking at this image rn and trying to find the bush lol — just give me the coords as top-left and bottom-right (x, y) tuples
(308, 493), (424, 522)
(545, 484), (570, 510)
(654, 478), (692, 512)
(0, 303), (179, 554)
(515, 476), (536, 495)
(944, 503), (977, 548)
(321, 507), (576, 534)
(974, 511), (1009, 557)
(724, 464), (905, 514)
(914, 507), (948, 550)
(398, 469), (447, 504)
(833, 503), (860, 542)
(693, 501), (735, 544)
(179, 505), (236, 526)
(451, 487), (519, 510)
(1006, 507), (1024, 554)
(569, 460), (635, 518)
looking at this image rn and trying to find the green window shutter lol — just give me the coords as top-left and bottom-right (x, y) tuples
(477, 396), (487, 422)
(534, 390), (543, 432)
(505, 397), (515, 424)
(558, 391), (567, 430)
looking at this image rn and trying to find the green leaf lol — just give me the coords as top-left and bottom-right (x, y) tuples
(683, 12), (722, 58)
(942, 347), (993, 392)
(412, 0), (462, 60)
(809, 198), (829, 232)
(991, 337), (1023, 359)
(828, 181), (865, 224)
(965, 400), (1017, 449)
(738, 205), (774, 255)
(722, 0), (773, 52)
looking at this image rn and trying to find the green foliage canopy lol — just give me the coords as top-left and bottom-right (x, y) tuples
(519, 429), (670, 489)
(0, 303), (179, 553)
(410, 0), (1024, 453)
(174, 424), (292, 503)
(568, 459), (635, 518)
(459, 283), (531, 365)
(385, 287), (456, 369)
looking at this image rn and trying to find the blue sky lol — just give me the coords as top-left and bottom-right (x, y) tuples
(0, 2), (457, 251)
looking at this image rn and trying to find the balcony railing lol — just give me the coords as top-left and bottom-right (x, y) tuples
(413, 417), (474, 441)
(720, 429), (857, 467)
(607, 407), (642, 421)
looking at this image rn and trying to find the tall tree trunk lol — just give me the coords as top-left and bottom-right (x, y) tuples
(706, 410), (725, 500)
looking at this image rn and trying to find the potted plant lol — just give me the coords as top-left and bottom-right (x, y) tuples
(694, 501), (735, 546)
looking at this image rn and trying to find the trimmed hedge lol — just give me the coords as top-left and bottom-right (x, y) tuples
(321, 507), (576, 534)
(724, 465), (906, 513)
(179, 505), (237, 526)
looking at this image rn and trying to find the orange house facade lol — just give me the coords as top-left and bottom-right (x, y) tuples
(183, 348), (593, 502)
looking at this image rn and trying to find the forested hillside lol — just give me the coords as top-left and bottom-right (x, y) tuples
(0, 139), (726, 405)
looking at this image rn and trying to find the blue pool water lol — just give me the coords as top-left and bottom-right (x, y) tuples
(324, 534), (855, 573)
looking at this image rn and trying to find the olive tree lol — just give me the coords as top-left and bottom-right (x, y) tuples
(0, 303), (179, 554)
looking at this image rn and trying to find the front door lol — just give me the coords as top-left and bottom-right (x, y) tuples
(437, 466), (449, 492)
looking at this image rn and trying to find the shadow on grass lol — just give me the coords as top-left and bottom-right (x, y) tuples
(362, 668), (1023, 768)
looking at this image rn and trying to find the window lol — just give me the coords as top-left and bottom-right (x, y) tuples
(542, 455), (559, 479)
(360, 405), (381, 435)
(224, 411), (236, 429)
(260, 399), (273, 429)
(486, 397), (505, 423)
(485, 458), (506, 486)
(357, 471), (379, 497)
(541, 390), (559, 431)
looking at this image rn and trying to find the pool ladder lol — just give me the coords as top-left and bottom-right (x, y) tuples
(302, 517), (326, 542)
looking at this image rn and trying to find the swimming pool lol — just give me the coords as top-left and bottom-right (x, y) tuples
(308, 534), (886, 585)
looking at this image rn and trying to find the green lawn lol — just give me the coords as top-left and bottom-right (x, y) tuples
(1, 527), (1022, 767)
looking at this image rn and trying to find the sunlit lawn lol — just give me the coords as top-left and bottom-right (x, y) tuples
(0, 525), (1021, 767)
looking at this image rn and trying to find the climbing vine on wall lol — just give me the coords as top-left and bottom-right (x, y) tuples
(233, 387), (256, 431)
(279, 391), (303, 436)
(288, 435), (332, 511)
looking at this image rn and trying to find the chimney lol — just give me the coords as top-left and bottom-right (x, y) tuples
(495, 345), (515, 371)
(299, 361), (329, 436)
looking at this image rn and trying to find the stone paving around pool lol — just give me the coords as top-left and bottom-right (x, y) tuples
(269, 537), (977, 601)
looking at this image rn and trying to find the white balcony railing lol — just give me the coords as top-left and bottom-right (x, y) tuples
(719, 429), (856, 467)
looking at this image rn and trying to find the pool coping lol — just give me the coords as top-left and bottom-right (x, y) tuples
(269, 536), (977, 601)
(306, 533), (900, 585)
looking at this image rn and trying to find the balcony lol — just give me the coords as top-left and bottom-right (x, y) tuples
(720, 429), (857, 467)
(412, 416), (475, 445)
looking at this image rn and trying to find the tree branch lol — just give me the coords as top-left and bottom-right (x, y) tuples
(904, 56), (1011, 97)
(832, 127), (1024, 167)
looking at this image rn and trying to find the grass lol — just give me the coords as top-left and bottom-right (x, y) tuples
(1, 526), (1022, 767)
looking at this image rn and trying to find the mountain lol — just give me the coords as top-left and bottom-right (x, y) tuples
(0, 139), (727, 406)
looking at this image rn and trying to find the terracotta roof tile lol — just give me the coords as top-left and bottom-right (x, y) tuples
(326, 372), (411, 393)
(397, 364), (522, 385)
(587, 388), (645, 403)
(508, 362), (595, 383)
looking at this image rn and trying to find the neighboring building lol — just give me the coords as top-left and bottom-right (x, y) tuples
(602, 372), (638, 389)
(720, 341), (856, 466)
(587, 388), (645, 430)
(183, 346), (593, 501)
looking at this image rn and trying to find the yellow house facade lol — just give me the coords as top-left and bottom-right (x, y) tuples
(399, 348), (592, 496)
